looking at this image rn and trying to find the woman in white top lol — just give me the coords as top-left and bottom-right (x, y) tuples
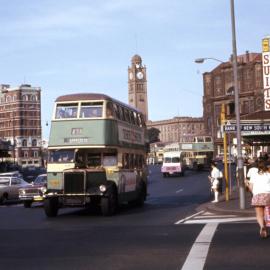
(246, 160), (270, 238)
(208, 162), (222, 203)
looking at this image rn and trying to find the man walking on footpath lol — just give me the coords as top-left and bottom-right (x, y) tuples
(208, 161), (222, 203)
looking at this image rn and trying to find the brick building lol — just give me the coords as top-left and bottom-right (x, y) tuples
(202, 51), (270, 156)
(0, 84), (42, 167)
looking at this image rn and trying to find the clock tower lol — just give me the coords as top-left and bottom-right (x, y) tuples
(128, 54), (148, 121)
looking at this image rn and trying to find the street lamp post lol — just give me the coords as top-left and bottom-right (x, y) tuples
(195, 57), (224, 64)
(230, 0), (245, 209)
(194, 0), (246, 209)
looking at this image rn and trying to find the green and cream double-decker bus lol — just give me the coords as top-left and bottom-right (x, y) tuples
(44, 93), (148, 217)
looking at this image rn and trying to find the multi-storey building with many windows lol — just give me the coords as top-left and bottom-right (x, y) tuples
(0, 84), (42, 167)
(202, 51), (270, 156)
(147, 116), (205, 143)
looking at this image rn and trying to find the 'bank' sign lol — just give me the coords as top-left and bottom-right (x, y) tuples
(262, 37), (270, 111)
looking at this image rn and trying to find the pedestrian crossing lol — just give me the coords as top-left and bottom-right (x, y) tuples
(0, 203), (23, 208)
(175, 210), (256, 224)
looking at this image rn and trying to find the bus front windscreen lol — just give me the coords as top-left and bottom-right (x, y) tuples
(164, 157), (180, 163)
(48, 150), (75, 163)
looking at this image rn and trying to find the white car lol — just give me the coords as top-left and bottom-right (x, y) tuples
(0, 176), (30, 204)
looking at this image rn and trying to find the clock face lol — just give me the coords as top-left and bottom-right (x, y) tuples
(136, 71), (143, 80)
(129, 72), (133, 80)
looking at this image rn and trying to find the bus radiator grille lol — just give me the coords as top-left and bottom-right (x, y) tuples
(64, 172), (84, 194)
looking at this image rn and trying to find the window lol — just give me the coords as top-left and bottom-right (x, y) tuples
(34, 151), (38, 158)
(31, 95), (37, 101)
(22, 139), (27, 147)
(80, 102), (103, 118)
(103, 154), (117, 166)
(124, 108), (130, 123)
(106, 102), (114, 118)
(24, 151), (28, 158)
(113, 103), (121, 120)
(32, 139), (37, 146)
(87, 153), (101, 167)
(55, 103), (78, 119)
(49, 150), (75, 163)
(22, 95), (28, 101)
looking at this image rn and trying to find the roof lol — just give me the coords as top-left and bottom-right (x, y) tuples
(55, 93), (143, 114)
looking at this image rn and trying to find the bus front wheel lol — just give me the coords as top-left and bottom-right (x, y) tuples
(44, 198), (59, 217)
(101, 190), (117, 216)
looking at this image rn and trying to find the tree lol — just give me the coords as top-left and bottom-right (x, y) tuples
(147, 127), (160, 143)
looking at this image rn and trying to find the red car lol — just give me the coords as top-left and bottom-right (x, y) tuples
(19, 174), (47, 208)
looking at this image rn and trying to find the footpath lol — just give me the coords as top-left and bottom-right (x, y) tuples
(197, 187), (254, 217)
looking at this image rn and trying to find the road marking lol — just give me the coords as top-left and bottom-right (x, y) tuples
(176, 188), (183, 193)
(175, 210), (205, 224)
(184, 216), (256, 224)
(181, 223), (218, 270)
(195, 214), (237, 219)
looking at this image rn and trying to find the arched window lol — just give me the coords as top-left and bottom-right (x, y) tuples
(32, 139), (37, 146)
(22, 95), (28, 101)
(34, 151), (38, 158)
(24, 151), (28, 158)
(22, 139), (27, 147)
(31, 95), (37, 101)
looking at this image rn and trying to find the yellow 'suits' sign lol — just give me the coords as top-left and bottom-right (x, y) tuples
(262, 37), (270, 111)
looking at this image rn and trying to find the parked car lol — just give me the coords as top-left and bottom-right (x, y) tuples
(0, 171), (23, 178)
(19, 174), (47, 208)
(0, 176), (30, 204)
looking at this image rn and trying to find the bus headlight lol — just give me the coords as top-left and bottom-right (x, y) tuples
(99, 185), (107, 192)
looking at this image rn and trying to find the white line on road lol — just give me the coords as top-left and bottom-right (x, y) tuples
(176, 188), (183, 193)
(195, 214), (237, 219)
(184, 216), (256, 224)
(175, 210), (205, 224)
(181, 223), (218, 270)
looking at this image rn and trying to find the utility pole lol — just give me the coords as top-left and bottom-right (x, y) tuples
(230, 0), (245, 209)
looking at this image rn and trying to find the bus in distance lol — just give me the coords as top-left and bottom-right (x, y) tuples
(44, 93), (148, 217)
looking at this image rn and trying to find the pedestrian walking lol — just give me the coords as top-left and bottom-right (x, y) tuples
(208, 161), (222, 203)
(245, 160), (270, 238)
(245, 158), (258, 193)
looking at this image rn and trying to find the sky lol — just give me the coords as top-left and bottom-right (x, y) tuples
(0, 0), (269, 139)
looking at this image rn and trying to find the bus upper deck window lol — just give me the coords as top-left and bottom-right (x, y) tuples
(55, 104), (78, 119)
(106, 102), (114, 118)
(80, 102), (103, 118)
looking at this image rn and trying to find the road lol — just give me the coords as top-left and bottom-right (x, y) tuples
(0, 165), (269, 270)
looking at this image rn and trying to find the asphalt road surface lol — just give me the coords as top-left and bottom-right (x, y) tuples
(0, 165), (269, 270)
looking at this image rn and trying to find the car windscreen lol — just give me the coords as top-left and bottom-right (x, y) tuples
(164, 157), (180, 163)
(48, 150), (75, 163)
(34, 175), (47, 184)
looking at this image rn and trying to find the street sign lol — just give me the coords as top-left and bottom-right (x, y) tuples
(223, 123), (270, 135)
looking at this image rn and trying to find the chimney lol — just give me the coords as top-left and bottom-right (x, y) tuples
(246, 50), (250, 62)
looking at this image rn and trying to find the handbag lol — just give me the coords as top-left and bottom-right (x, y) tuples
(265, 206), (270, 227)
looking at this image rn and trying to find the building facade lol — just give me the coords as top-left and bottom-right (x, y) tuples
(147, 116), (205, 143)
(0, 84), (42, 167)
(202, 51), (266, 155)
(128, 54), (148, 121)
